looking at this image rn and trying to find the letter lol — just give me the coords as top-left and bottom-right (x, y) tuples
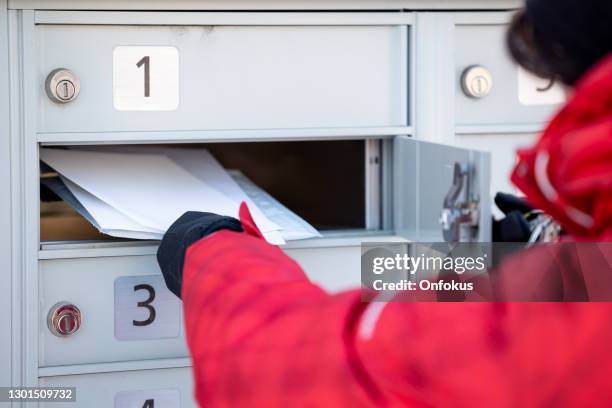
(401, 254), (410, 271)
(454, 257), (466, 274)
(427, 256), (443, 271)
(395, 254), (403, 270)
(476, 256), (486, 270)
(405, 256), (415, 274)
(372, 257), (385, 274)
(443, 257), (454, 271)
(384, 257), (395, 271)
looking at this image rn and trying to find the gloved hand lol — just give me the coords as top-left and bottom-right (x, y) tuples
(157, 211), (243, 298)
(494, 192), (534, 215)
(492, 192), (561, 244)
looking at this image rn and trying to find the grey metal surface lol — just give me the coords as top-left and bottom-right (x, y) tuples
(454, 17), (563, 128)
(39, 367), (197, 408)
(38, 241), (371, 367)
(33, 10), (415, 25)
(7, 9), (23, 399)
(9, 0), (522, 11)
(39, 255), (190, 367)
(0, 0), (12, 393)
(411, 12), (560, 140)
(37, 129), (409, 145)
(393, 136), (491, 242)
(37, 21), (408, 133)
(410, 11), (555, 204)
(15, 9), (41, 390)
(0, 4), (543, 398)
(412, 12), (455, 145)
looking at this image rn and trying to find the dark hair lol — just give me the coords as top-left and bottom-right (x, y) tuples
(507, 10), (573, 85)
(507, 0), (612, 86)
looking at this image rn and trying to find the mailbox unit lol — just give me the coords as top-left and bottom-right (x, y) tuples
(0, 0), (564, 406)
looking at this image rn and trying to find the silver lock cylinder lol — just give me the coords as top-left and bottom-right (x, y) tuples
(45, 68), (80, 103)
(47, 302), (82, 337)
(461, 65), (493, 99)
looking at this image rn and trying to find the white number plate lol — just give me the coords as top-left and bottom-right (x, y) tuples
(518, 66), (566, 106)
(113, 46), (179, 111)
(114, 275), (181, 341)
(115, 388), (181, 408)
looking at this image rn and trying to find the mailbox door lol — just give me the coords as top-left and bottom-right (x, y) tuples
(393, 136), (491, 242)
(37, 22), (408, 133)
(39, 255), (189, 367)
(39, 367), (196, 408)
(454, 16), (566, 129)
(39, 240), (388, 367)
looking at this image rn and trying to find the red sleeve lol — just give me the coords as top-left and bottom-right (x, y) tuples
(180, 207), (383, 407)
(181, 205), (612, 407)
(356, 247), (612, 407)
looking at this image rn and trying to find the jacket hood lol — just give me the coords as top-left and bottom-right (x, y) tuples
(511, 53), (612, 241)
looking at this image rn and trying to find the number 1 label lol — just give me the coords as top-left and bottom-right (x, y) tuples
(113, 46), (179, 111)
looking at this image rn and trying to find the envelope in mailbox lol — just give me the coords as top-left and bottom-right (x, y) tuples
(40, 147), (320, 244)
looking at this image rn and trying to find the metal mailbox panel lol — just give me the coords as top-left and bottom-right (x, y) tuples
(37, 24), (407, 133)
(39, 255), (189, 367)
(39, 244), (361, 366)
(394, 136), (491, 242)
(287, 245), (363, 292)
(454, 22), (565, 128)
(39, 367), (196, 408)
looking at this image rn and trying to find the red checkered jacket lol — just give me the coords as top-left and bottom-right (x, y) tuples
(181, 206), (612, 407)
(181, 55), (612, 407)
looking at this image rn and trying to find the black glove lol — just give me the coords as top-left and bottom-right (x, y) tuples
(494, 192), (534, 215)
(492, 193), (537, 242)
(157, 212), (243, 298)
(492, 210), (532, 242)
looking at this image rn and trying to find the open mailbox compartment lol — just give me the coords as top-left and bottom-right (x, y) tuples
(39, 139), (387, 245)
(39, 136), (492, 248)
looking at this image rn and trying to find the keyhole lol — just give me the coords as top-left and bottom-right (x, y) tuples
(55, 80), (75, 101)
(473, 76), (487, 95)
(58, 313), (75, 334)
(61, 316), (70, 332)
(476, 78), (483, 93)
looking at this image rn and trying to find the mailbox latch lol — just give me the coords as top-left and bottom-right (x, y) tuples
(440, 162), (480, 242)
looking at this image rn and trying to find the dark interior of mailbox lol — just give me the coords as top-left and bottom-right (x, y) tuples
(40, 140), (369, 242)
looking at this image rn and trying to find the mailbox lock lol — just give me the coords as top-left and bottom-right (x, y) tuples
(47, 302), (82, 337)
(461, 65), (493, 99)
(440, 163), (480, 243)
(45, 68), (80, 103)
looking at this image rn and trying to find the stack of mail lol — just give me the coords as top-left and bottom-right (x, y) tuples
(40, 147), (320, 245)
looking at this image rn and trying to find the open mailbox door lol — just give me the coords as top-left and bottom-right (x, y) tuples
(393, 136), (491, 242)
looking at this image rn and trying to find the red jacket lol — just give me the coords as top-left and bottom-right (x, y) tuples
(181, 56), (612, 407)
(511, 54), (612, 241)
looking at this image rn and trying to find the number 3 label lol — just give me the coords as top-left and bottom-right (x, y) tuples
(113, 46), (179, 111)
(114, 275), (181, 341)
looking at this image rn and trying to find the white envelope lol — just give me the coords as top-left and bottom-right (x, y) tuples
(69, 145), (281, 234)
(40, 148), (240, 232)
(62, 176), (164, 238)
